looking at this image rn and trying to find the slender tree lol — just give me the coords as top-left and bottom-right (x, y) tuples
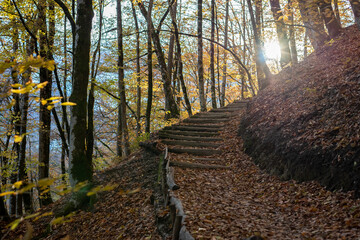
(269, 0), (291, 67)
(349, 0), (360, 29)
(210, 0), (217, 109)
(317, 0), (341, 38)
(198, 0), (206, 111)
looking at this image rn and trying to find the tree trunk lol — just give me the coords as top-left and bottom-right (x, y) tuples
(198, 0), (206, 112)
(210, 0), (217, 109)
(38, 0), (53, 207)
(169, 0), (193, 116)
(333, 0), (341, 26)
(68, 0), (94, 208)
(317, 0), (341, 38)
(117, 0), (130, 157)
(145, 0), (154, 134)
(247, 0), (272, 90)
(221, 0), (229, 107)
(269, 0), (291, 67)
(139, 3), (179, 120)
(87, 0), (103, 162)
(349, 0), (360, 30)
(131, 2), (142, 136)
(254, 0), (265, 89)
(297, 0), (329, 50)
(288, 0), (298, 64)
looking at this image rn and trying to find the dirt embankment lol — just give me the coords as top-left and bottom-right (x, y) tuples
(239, 25), (360, 197)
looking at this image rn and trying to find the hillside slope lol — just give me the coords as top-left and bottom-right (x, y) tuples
(239, 25), (360, 197)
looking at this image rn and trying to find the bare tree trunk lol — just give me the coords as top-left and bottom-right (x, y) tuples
(269, 0), (291, 67)
(288, 0), (298, 64)
(169, 0), (193, 116)
(221, 0), (229, 107)
(117, 0), (130, 157)
(317, 0), (341, 38)
(333, 0), (341, 26)
(131, 2), (142, 136)
(138, 3), (179, 120)
(145, 0), (154, 134)
(68, 0), (94, 209)
(304, 31), (308, 58)
(254, 0), (265, 88)
(247, 0), (272, 90)
(38, 0), (53, 207)
(198, 0), (206, 112)
(297, 0), (329, 50)
(349, 0), (360, 29)
(87, 0), (103, 162)
(210, 0), (217, 109)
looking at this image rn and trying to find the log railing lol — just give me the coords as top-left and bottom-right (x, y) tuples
(162, 147), (194, 240)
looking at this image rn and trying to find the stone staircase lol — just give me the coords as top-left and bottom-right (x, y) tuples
(159, 100), (248, 167)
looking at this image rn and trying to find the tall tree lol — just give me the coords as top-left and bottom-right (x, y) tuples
(38, 0), (53, 206)
(269, 0), (291, 67)
(138, 2), (179, 120)
(288, 0), (298, 64)
(210, 0), (217, 109)
(68, 0), (94, 209)
(317, 0), (342, 38)
(297, 0), (329, 50)
(131, 2), (142, 136)
(198, 0), (206, 111)
(220, 0), (229, 107)
(247, 0), (272, 90)
(349, 0), (360, 29)
(117, 0), (130, 157)
(145, 0), (154, 133)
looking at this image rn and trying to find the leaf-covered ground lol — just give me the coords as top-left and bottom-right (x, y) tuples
(1, 150), (161, 240)
(173, 113), (360, 239)
(239, 25), (360, 195)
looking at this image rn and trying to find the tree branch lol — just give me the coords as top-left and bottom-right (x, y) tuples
(53, 0), (75, 36)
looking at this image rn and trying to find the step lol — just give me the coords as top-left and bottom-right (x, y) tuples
(183, 118), (228, 124)
(162, 140), (221, 148)
(163, 125), (221, 132)
(209, 108), (242, 113)
(170, 161), (229, 169)
(192, 157), (222, 161)
(160, 130), (219, 137)
(178, 124), (224, 128)
(191, 114), (229, 119)
(159, 133), (222, 142)
(168, 148), (222, 156)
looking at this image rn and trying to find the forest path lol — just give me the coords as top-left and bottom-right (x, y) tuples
(160, 101), (360, 239)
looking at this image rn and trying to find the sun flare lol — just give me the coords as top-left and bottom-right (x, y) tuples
(264, 41), (281, 60)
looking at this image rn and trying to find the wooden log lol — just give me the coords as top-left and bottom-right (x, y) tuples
(170, 197), (185, 216)
(170, 161), (230, 169)
(179, 226), (195, 240)
(164, 125), (221, 132)
(159, 133), (222, 142)
(162, 140), (221, 148)
(167, 167), (180, 190)
(160, 130), (219, 137)
(168, 148), (221, 156)
(172, 215), (183, 240)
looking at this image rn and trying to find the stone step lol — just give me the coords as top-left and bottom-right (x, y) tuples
(160, 130), (219, 137)
(183, 118), (228, 124)
(162, 140), (221, 148)
(164, 125), (221, 132)
(168, 148), (222, 156)
(159, 133), (222, 142)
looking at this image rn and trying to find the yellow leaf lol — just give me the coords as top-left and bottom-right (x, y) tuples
(14, 135), (24, 143)
(41, 99), (48, 105)
(47, 105), (54, 111)
(44, 60), (55, 71)
(37, 81), (48, 89)
(11, 83), (23, 88)
(13, 181), (23, 189)
(61, 102), (77, 106)
(48, 97), (63, 101)
(51, 100), (60, 104)
(0, 191), (16, 197)
(11, 88), (28, 94)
